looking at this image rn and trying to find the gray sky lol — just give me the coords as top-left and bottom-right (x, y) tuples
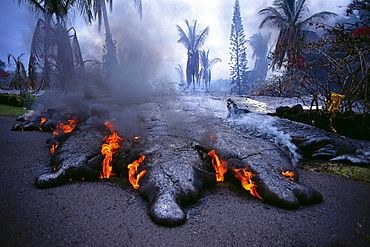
(1, 0), (351, 81)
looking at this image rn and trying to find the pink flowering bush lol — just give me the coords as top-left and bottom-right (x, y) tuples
(352, 27), (370, 37)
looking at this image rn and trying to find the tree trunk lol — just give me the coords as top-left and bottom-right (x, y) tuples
(102, 0), (118, 69)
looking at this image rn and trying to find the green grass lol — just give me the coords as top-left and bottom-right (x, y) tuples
(0, 104), (29, 117)
(328, 165), (370, 183)
(299, 159), (370, 183)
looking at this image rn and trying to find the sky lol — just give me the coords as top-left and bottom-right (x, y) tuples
(0, 0), (352, 82)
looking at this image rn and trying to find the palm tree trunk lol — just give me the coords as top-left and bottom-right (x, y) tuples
(101, 0), (118, 68)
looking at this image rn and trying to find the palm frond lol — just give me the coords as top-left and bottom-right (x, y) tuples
(248, 32), (271, 60)
(77, 0), (94, 23)
(176, 24), (191, 50)
(28, 19), (55, 89)
(291, 0), (308, 25)
(106, 0), (113, 11)
(93, 0), (103, 30)
(199, 49), (208, 68)
(194, 26), (210, 50)
(301, 11), (338, 25)
(300, 29), (320, 42)
(259, 7), (286, 29)
(208, 58), (221, 70)
(69, 27), (85, 75)
(19, 0), (46, 15)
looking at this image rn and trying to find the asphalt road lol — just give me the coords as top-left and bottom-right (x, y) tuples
(0, 114), (370, 247)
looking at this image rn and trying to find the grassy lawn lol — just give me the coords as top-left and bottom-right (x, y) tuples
(299, 160), (370, 183)
(0, 104), (29, 117)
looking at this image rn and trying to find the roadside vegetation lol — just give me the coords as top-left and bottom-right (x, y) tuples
(254, 0), (370, 141)
(299, 160), (370, 183)
(0, 104), (28, 117)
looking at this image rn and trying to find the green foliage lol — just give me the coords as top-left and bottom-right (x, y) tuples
(300, 160), (370, 183)
(259, 0), (370, 136)
(0, 94), (36, 108)
(288, 0), (369, 110)
(0, 94), (24, 107)
(18, 0), (94, 23)
(0, 104), (29, 117)
(328, 165), (370, 183)
(258, 0), (337, 70)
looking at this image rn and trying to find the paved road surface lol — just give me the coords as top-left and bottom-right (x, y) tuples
(0, 115), (369, 246)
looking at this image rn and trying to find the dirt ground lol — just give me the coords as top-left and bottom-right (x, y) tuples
(1, 114), (370, 247)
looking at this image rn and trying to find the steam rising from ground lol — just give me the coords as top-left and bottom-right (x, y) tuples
(230, 113), (302, 163)
(32, 1), (179, 138)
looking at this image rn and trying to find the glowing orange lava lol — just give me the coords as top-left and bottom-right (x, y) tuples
(39, 117), (47, 131)
(99, 122), (123, 179)
(282, 171), (295, 181)
(50, 142), (59, 154)
(208, 149), (227, 182)
(127, 154), (146, 189)
(134, 136), (142, 142)
(52, 117), (78, 135)
(233, 168), (262, 199)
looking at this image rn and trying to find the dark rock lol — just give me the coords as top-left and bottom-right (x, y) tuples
(276, 106), (290, 115)
(34, 97), (331, 226)
(138, 136), (214, 226)
(228, 98), (370, 167)
(227, 98), (250, 117)
(287, 104), (304, 116)
(202, 124), (323, 210)
(35, 126), (107, 188)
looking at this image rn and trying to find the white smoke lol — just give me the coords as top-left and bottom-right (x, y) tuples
(230, 112), (302, 163)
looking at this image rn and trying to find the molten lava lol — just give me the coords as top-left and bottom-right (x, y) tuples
(282, 171), (295, 181)
(127, 154), (146, 189)
(50, 142), (59, 154)
(208, 149), (227, 182)
(39, 117), (47, 131)
(99, 122), (123, 179)
(52, 117), (78, 135)
(233, 168), (262, 199)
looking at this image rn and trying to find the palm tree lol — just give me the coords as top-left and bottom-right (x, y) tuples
(92, 0), (142, 69)
(7, 53), (32, 106)
(248, 31), (271, 81)
(19, 0), (92, 90)
(177, 20), (210, 89)
(258, 0), (337, 70)
(175, 64), (186, 89)
(19, 0), (93, 23)
(199, 49), (221, 92)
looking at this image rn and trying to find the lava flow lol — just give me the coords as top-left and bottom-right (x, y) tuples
(282, 171), (295, 181)
(208, 149), (227, 182)
(127, 154), (146, 189)
(134, 136), (142, 142)
(99, 122), (123, 179)
(39, 117), (47, 131)
(52, 116), (78, 135)
(233, 168), (262, 199)
(50, 142), (59, 154)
